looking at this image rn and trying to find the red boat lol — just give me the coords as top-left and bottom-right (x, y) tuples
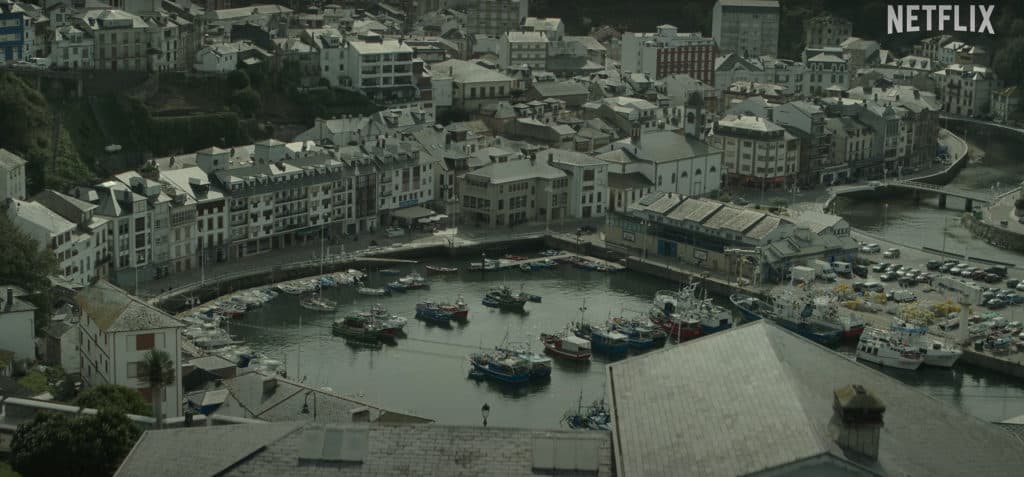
(540, 333), (592, 361)
(441, 296), (470, 320)
(648, 311), (702, 342)
(425, 265), (458, 274)
(504, 254), (528, 261)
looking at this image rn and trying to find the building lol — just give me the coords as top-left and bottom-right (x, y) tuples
(0, 286), (35, 361)
(803, 15), (852, 49)
(940, 41), (989, 67)
(498, 30), (547, 70)
(620, 24), (716, 82)
(432, 59), (513, 111)
(464, 0), (529, 36)
(7, 198), (106, 285)
(596, 130), (723, 208)
(607, 320), (1024, 476)
(344, 33), (416, 104)
(772, 101), (827, 185)
(33, 189), (113, 284)
(300, 27), (344, 86)
(75, 280), (184, 417)
(932, 64), (998, 118)
(0, 148), (26, 202)
(712, 0), (779, 58)
(193, 41), (270, 74)
(839, 37), (882, 73)
(459, 156), (568, 227)
(710, 114), (799, 188)
(583, 96), (659, 139)
(522, 16), (563, 41)
(804, 51), (849, 97)
(545, 148), (608, 219)
(823, 116), (872, 185)
(991, 86), (1020, 124)
(0, 0), (26, 62)
(51, 25), (94, 69)
(913, 34), (953, 64)
(843, 84), (941, 172)
(43, 318), (79, 374)
(115, 422), (611, 477)
(76, 9), (150, 72)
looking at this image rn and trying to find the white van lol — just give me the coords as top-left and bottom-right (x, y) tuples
(384, 226), (405, 238)
(891, 290), (917, 303)
(832, 261), (852, 277)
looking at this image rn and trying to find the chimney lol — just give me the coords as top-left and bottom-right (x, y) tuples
(830, 384), (885, 460)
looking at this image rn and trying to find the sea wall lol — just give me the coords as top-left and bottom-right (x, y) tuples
(960, 350), (1024, 379)
(962, 212), (1024, 254)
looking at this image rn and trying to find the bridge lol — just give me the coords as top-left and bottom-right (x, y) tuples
(830, 179), (994, 211)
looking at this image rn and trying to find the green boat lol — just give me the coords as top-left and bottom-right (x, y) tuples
(331, 315), (381, 343)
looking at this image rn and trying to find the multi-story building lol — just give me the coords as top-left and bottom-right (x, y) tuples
(621, 25), (715, 83)
(991, 86), (1020, 124)
(711, 114), (799, 188)
(74, 179), (153, 274)
(0, 148), (26, 202)
(0, 286), (35, 361)
(839, 37), (882, 73)
(932, 64), (998, 118)
(657, 73), (719, 137)
(803, 15), (852, 49)
(498, 30), (547, 70)
(712, 0), (779, 58)
(301, 27), (345, 86)
(804, 51), (848, 97)
(913, 35), (953, 64)
(459, 157), (568, 227)
(939, 41), (989, 67)
(7, 198), (106, 285)
(596, 130), (723, 209)
(51, 25), (93, 69)
(545, 149), (608, 219)
(345, 33), (416, 104)
(34, 189), (113, 284)
(160, 163), (229, 265)
(76, 280), (183, 418)
(522, 17), (563, 41)
(76, 9), (150, 72)
(584, 96), (660, 139)
(843, 84), (940, 172)
(432, 59), (513, 111)
(464, 0), (528, 37)
(823, 116), (873, 184)
(0, 0), (26, 61)
(772, 101), (827, 186)
(370, 137), (436, 227)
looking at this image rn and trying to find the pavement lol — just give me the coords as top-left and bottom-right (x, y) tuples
(982, 190), (1024, 235)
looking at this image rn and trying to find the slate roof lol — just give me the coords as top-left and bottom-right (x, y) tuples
(530, 80), (589, 98)
(1, 285), (38, 313)
(607, 172), (653, 189)
(432, 59), (512, 83)
(74, 280), (182, 332)
(467, 158), (565, 185)
(0, 148), (27, 169)
(608, 321), (1024, 477)
(117, 422), (613, 477)
(7, 199), (75, 235)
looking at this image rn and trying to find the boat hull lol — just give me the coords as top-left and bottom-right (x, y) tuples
(923, 351), (961, 367)
(543, 345), (591, 361)
(700, 322), (733, 334)
(470, 362), (530, 384)
(857, 352), (924, 370)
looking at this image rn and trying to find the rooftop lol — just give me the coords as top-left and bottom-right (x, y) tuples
(432, 59), (512, 83)
(717, 114), (784, 133)
(7, 199), (76, 235)
(0, 148), (27, 170)
(74, 280), (182, 332)
(467, 158), (565, 185)
(608, 321), (1024, 476)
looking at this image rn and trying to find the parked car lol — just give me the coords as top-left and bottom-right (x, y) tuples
(853, 282), (868, 293)
(984, 273), (1002, 283)
(871, 263), (888, 273)
(960, 269), (976, 278)
(939, 263), (955, 273)
(880, 272), (898, 282)
(732, 196), (749, 206)
(986, 298), (1007, 309)
(852, 264), (869, 278)
(948, 266), (963, 275)
(971, 270), (988, 281)
(898, 276), (917, 287)
(883, 248), (901, 259)
(1007, 279), (1021, 289)
(926, 260), (943, 271)
(985, 266), (1008, 278)
(861, 243), (881, 253)
(1016, 282), (1024, 292)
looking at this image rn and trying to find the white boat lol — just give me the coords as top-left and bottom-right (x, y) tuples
(300, 295), (338, 312)
(357, 287), (390, 296)
(890, 320), (962, 367)
(856, 329), (924, 370)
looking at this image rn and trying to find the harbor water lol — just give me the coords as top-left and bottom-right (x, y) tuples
(229, 260), (1024, 428)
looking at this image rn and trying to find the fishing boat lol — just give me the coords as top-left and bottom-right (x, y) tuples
(399, 272), (429, 290)
(497, 346), (552, 380)
(440, 296), (469, 320)
(415, 301), (454, 325)
(610, 318), (668, 350)
(519, 263), (533, 272)
(299, 295), (338, 312)
(355, 304), (407, 336)
(730, 293), (767, 322)
(468, 352), (531, 384)
(331, 316), (381, 343)
(540, 333), (592, 361)
(562, 395), (611, 430)
(357, 287), (390, 296)
(856, 328), (924, 370)
(890, 319), (962, 367)
(425, 265), (458, 274)
(539, 249), (562, 257)
(810, 293), (865, 340)
(654, 285), (734, 334)
(482, 286), (528, 311)
(276, 283), (307, 295)
(531, 258), (558, 269)
(523, 292), (542, 303)
(379, 268), (401, 275)
(468, 259), (500, 271)
(589, 328), (629, 356)
(731, 290), (843, 346)
(647, 306), (702, 342)
(505, 254), (528, 261)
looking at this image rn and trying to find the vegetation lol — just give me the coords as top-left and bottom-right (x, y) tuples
(138, 349), (175, 428)
(15, 370), (48, 395)
(75, 384), (150, 416)
(1015, 198), (1024, 210)
(10, 409), (141, 477)
(0, 461), (22, 477)
(0, 73), (93, 194)
(286, 87), (380, 123)
(15, 367), (70, 398)
(0, 213), (56, 332)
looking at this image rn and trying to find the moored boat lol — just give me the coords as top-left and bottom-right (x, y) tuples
(440, 296), (469, 320)
(468, 352), (530, 384)
(379, 268), (401, 275)
(610, 318), (667, 350)
(331, 316), (381, 343)
(299, 295), (338, 312)
(415, 301), (454, 325)
(497, 346), (552, 380)
(890, 319), (962, 367)
(425, 265), (458, 274)
(562, 396), (611, 430)
(357, 287), (390, 296)
(730, 293), (766, 322)
(589, 328), (629, 356)
(540, 333), (592, 361)
(482, 286), (528, 311)
(856, 328), (924, 370)
(519, 263), (533, 272)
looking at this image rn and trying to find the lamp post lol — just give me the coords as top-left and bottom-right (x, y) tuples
(481, 252), (486, 277)
(481, 403), (490, 427)
(883, 203), (888, 231)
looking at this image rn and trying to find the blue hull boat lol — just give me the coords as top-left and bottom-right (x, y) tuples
(468, 353), (530, 384)
(590, 329), (629, 355)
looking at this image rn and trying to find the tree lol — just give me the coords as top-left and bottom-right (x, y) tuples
(75, 384), (150, 416)
(0, 213), (57, 332)
(138, 350), (175, 428)
(230, 88), (262, 118)
(993, 37), (1024, 86)
(226, 69), (250, 91)
(10, 409), (141, 477)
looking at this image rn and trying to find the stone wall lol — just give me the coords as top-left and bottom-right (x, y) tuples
(962, 213), (1024, 253)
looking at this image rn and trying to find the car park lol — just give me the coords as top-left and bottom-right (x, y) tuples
(883, 248), (901, 259)
(987, 298), (1007, 309)
(926, 260), (942, 271)
(871, 263), (888, 273)
(986, 266), (1008, 278)
(880, 272), (898, 282)
(984, 273), (1002, 283)
(898, 276), (916, 287)
(1007, 279), (1020, 289)
(861, 243), (881, 253)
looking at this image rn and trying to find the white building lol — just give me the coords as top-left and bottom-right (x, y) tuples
(76, 280), (184, 418)
(0, 148), (27, 202)
(621, 25), (716, 83)
(74, 179), (154, 273)
(344, 33), (416, 104)
(6, 199), (102, 286)
(301, 27), (345, 86)
(545, 148), (608, 219)
(712, 0), (779, 58)
(33, 189), (114, 285)
(432, 59), (513, 111)
(499, 31), (547, 70)
(464, 0), (529, 36)
(522, 17), (563, 41)
(931, 64), (998, 118)
(160, 164), (230, 264)
(710, 114), (799, 188)
(0, 286), (35, 362)
(51, 25), (94, 69)
(193, 42), (243, 73)
(804, 52), (848, 97)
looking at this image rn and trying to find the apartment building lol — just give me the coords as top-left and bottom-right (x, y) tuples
(345, 33), (416, 104)
(76, 280), (183, 418)
(160, 163), (230, 264)
(0, 0), (26, 61)
(823, 116), (873, 184)
(522, 17), (563, 41)
(464, 0), (528, 36)
(74, 179), (153, 273)
(843, 84), (941, 171)
(498, 30), (547, 70)
(51, 24), (93, 69)
(33, 189), (114, 284)
(772, 101), (828, 186)
(621, 25), (716, 83)
(545, 149), (609, 219)
(932, 64), (998, 118)
(804, 51), (848, 97)
(301, 27), (345, 86)
(7, 199), (106, 286)
(76, 9), (150, 72)
(0, 148), (26, 202)
(432, 59), (513, 111)
(711, 114), (799, 188)
(803, 15), (852, 49)
(712, 0), (779, 57)
(459, 157), (568, 227)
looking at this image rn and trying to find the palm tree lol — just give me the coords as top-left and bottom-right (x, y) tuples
(138, 349), (175, 429)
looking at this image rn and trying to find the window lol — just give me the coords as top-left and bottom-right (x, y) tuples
(127, 361), (143, 378)
(135, 333), (155, 351)
(583, 169), (595, 181)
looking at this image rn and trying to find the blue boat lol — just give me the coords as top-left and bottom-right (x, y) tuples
(497, 347), (552, 380)
(731, 291), (842, 346)
(610, 319), (667, 350)
(589, 328), (629, 355)
(415, 301), (453, 324)
(468, 352), (530, 384)
(730, 293), (766, 322)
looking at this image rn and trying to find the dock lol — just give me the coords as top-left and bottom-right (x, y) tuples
(474, 253), (627, 272)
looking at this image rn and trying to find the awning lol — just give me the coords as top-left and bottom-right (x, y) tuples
(392, 205), (435, 220)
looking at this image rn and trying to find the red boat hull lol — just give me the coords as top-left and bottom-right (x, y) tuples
(843, 326), (865, 340)
(655, 321), (702, 342)
(543, 343), (591, 361)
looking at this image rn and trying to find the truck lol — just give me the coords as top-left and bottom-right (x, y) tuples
(831, 261), (852, 278)
(812, 260), (837, 282)
(790, 266), (816, 284)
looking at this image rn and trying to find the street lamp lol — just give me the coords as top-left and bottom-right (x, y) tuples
(883, 203), (888, 231)
(481, 252), (486, 276)
(481, 403), (490, 427)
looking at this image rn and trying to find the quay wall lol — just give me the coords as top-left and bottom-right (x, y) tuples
(960, 350), (1024, 380)
(962, 207), (1024, 254)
